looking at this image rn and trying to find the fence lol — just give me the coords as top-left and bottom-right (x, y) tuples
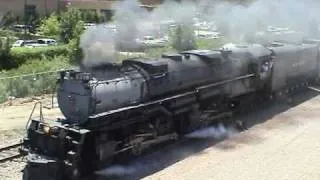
(0, 70), (66, 103)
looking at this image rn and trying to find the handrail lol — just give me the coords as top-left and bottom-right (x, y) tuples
(25, 102), (44, 130)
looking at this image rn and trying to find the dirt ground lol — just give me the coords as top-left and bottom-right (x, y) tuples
(0, 95), (63, 131)
(0, 95), (63, 180)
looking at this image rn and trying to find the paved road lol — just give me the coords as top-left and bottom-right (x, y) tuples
(142, 90), (320, 180)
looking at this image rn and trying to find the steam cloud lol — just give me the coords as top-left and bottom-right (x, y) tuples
(79, 0), (320, 68)
(79, 25), (117, 68)
(186, 123), (236, 139)
(95, 165), (135, 176)
(95, 123), (237, 178)
(206, 0), (320, 42)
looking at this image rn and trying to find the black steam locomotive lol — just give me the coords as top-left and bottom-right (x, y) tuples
(21, 40), (320, 180)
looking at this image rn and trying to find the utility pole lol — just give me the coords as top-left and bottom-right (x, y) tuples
(45, 0), (48, 16)
(57, 0), (60, 15)
(24, 0), (27, 40)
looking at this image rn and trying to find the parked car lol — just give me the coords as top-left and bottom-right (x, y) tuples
(12, 40), (37, 47)
(84, 23), (97, 30)
(195, 30), (221, 39)
(11, 39), (57, 48)
(135, 35), (168, 48)
(37, 39), (57, 46)
(11, 25), (34, 33)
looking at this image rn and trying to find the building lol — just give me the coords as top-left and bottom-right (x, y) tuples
(0, 0), (60, 17)
(0, 0), (163, 18)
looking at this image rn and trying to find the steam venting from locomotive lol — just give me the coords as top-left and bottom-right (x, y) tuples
(79, 25), (117, 68)
(186, 123), (236, 139)
(79, 0), (320, 68)
(208, 0), (320, 42)
(96, 165), (135, 176)
(95, 124), (236, 177)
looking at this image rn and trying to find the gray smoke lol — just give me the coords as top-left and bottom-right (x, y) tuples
(95, 165), (135, 176)
(95, 123), (237, 178)
(112, 0), (197, 47)
(186, 123), (237, 139)
(204, 0), (320, 42)
(79, 0), (320, 68)
(110, 0), (320, 42)
(79, 25), (117, 68)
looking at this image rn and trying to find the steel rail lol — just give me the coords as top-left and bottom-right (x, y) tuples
(0, 143), (23, 163)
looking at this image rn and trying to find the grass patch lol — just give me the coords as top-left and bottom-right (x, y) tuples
(10, 45), (69, 66)
(196, 38), (230, 50)
(0, 55), (71, 103)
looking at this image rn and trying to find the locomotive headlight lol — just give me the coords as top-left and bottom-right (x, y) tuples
(40, 124), (51, 135)
(43, 125), (51, 135)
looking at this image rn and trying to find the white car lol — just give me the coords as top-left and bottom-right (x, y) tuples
(136, 36), (168, 47)
(12, 40), (25, 47)
(195, 30), (221, 39)
(12, 39), (57, 48)
(12, 40), (38, 48)
(25, 39), (57, 48)
(37, 39), (57, 46)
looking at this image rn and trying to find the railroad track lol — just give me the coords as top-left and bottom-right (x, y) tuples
(0, 142), (23, 163)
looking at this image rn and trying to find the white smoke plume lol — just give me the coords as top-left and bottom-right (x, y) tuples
(110, 0), (320, 43)
(79, 25), (117, 68)
(203, 0), (320, 42)
(95, 123), (237, 178)
(79, 0), (320, 68)
(186, 123), (237, 139)
(95, 165), (135, 176)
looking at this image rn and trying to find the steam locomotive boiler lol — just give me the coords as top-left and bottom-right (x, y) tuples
(21, 41), (320, 180)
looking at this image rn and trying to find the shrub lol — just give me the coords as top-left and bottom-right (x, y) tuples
(144, 46), (175, 58)
(0, 81), (8, 102)
(196, 38), (227, 50)
(171, 24), (196, 51)
(10, 45), (69, 66)
(0, 55), (70, 77)
(60, 8), (84, 43)
(81, 10), (100, 23)
(0, 29), (17, 37)
(0, 38), (14, 69)
(38, 14), (60, 38)
(0, 11), (16, 28)
(0, 55), (71, 102)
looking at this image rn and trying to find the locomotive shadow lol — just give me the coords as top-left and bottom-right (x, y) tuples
(92, 87), (320, 180)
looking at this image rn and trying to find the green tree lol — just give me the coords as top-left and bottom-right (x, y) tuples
(28, 12), (42, 32)
(67, 19), (84, 64)
(171, 24), (196, 51)
(59, 8), (84, 43)
(38, 13), (60, 37)
(0, 38), (14, 69)
(1, 11), (16, 28)
(81, 10), (100, 23)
